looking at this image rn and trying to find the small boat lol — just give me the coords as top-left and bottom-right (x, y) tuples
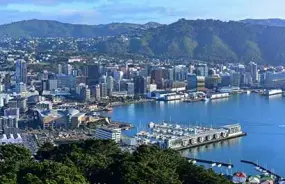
(203, 98), (210, 102)
(255, 166), (261, 172)
(247, 90), (251, 94)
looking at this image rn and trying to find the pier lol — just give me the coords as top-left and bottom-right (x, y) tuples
(174, 132), (247, 151)
(186, 157), (234, 168)
(136, 123), (246, 150)
(183, 98), (204, 103)
(241, 160), (282, 179)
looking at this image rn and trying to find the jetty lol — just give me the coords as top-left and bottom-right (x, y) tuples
(186, 157), (233, 168)
(241, 160), (282, 179)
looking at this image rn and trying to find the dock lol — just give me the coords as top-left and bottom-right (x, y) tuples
(186, 157), (234, 168)
(183, 98), (204, 103)
(241, 160), (282, 179)
(136, 123), (246, 150)
(174, 132), (247, 151)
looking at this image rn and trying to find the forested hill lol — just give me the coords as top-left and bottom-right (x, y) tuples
(241, 18), (285, 27)
(0, 19), (162, 38)
(3, 19), (285, 64)
(97, 19), (285, 65)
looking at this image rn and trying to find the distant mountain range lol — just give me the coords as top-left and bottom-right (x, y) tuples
(0, 19), (162, 38)
(95, 18), (285, 65)
(241, 18), (285, 27)
(2, 19), (285, 65)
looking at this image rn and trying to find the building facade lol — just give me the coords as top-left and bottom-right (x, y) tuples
(95, 127), (121, 143)
(134, 76), (146, 95)
(15, 59), (27, 84)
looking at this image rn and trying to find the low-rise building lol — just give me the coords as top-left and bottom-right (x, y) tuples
(95, 127), (121, 143)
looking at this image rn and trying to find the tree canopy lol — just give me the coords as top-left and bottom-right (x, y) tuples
(0, 140), (232, 184)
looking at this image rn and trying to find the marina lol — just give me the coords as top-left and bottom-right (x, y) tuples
(135, 122), (246, 150)
(106, 93), (285, 175)
(241, 160), (282, 179)
(186, 157), (234, 168)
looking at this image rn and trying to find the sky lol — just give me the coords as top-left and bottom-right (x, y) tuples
(0, 0), (284, 25)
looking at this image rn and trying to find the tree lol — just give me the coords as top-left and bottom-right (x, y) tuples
(17, 161), (87, 184)
(36, 142), (55, 160)
(0, 145), (32, 162)
(0, 140), (233, 184)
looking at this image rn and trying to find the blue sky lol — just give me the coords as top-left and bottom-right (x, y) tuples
(0, 0), (284, 25)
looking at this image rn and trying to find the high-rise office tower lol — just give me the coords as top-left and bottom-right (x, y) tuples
(127, 82), (135, 96)
(100, 83), (108, 98)
(114, 71), (124, 82)
(107, 76), (114, 95)
(81, 86), (91, 102)
(86, 64), (100, 86)
(3, 73), (11, 90)
(15, 59), (27, 83)
(231, 72), (241, 87)
(196, 64), (208, 77)
(168, 68), (174, 81)
(58, 64), (63, 74)
(134, 76), (146, 95)
(151, 69), (164, 89)
(174, 65), (187, 81)
(63, 64), (73, 75)
(187, 74), (197, 90)
(249, 62), (258, 83)
(95, 85), (101, 99)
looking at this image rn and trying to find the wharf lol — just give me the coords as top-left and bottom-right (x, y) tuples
(137, 123), (247, 151)
(183, 98), (204, 103)
(174, 132), (247, 151)
(186, 157), (234, 168)
(111, 121), (134, 130)
(241, 160), (282, 179)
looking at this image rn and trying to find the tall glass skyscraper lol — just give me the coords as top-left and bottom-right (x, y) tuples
(15, 59), (27, 84)
(134, 76), (146, 95)
(86, 64), (100, 86)
(196, 64), (208, 77)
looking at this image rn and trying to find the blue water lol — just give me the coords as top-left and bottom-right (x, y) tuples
(104, 94), (285, 175)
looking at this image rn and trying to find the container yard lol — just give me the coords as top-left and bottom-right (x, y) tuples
(135, 122), (246, 150)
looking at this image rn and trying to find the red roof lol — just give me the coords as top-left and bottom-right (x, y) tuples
(234, 172), (247, 178)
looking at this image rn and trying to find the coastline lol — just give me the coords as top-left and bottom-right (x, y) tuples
(110, 99), (154, 107)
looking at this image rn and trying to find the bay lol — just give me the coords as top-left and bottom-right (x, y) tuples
(104, 93), (285, 175)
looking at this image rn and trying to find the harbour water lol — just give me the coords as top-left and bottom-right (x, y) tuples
(104, 93), (285, 176)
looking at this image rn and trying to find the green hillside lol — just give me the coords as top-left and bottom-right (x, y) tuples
(107, 19), (285, 65)
(3, 19), (285, 64)
(0, 140), (232, 184)
(0, 19), (160, 38)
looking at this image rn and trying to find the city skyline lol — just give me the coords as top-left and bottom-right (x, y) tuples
(0, 0), (284, 25)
